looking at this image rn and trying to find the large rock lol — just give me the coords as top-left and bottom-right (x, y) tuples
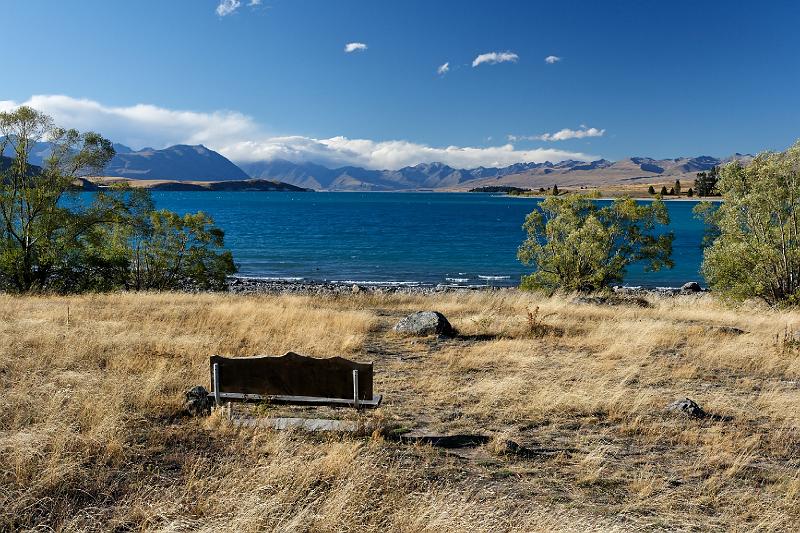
(681, 281), (702, 293)
(665, 397), (706, 418)
(393, 311), (456, 337)
(185, 385), (213, 416)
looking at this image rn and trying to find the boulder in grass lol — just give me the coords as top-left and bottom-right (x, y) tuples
(185, 385), (213, 416)
(681, 281), (702, 293)
(665, 397), (706, 418)
(393, 311), (456, 337)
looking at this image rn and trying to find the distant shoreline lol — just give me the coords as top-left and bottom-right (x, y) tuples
(81, 177), (313, 192)
(496, 193), (724, 202)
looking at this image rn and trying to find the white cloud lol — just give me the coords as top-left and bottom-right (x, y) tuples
(2, 95), (597, 169)
(437, 62), (450, 75)
(248, 0), (262, 5)
(344, 42), (367, 53)
(216, 0), (241, 16)
(544, 55), (561, 64)
(509, 126), (605, 142)
(1, 95), (260, 150)
(222, 137), (594, 169)
(472, 51), (518, 67)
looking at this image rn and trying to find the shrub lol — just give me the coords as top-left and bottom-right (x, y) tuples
(128, 210), (236, 290)
(697, 141), (800, 304)
(518, 193), (673, 292)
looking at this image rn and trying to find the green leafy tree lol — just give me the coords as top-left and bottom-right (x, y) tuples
(518, 193), (673, 292)
(648, 185), (655, 195)
(694, 167), (719, 196)
(552, 184), (559, 196)
(0, 106), (236, 293)
(0, 107), (119, 291)
(697, 141), (800, 305)
(687, 187), (694, 197)
(128, 210), (235, 290)
(660, 186), (668, 196)
(669, 187), (675, 195)
(674, 179), (682, 195)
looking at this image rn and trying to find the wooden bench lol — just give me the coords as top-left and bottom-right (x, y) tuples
(209, 352), (382, 409)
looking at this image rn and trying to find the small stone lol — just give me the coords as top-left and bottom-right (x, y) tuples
(185, 385), (213, 416)
(351, 284), (362, 293)
(665, 397), (706, 418)
(704, 325), (746, 335)
(571, 295), (650, 308)
(571, 295), (607, 306)
(499, 440), (540, 458)
(393, 311), (456, 337)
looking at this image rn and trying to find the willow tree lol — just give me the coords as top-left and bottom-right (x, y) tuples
(518, 193), (673, 292)
(698, 141), (800, 305)
(0, 106), (122, 291)
(0, 106), (235, 292)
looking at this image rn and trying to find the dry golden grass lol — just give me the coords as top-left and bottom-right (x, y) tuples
(2, 290), (799, 531)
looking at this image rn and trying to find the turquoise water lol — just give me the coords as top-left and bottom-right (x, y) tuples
(149, 192), (707, 288)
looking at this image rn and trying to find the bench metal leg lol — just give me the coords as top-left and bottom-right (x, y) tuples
(213, 363), (221, 407)
(352, 369), (359, 409)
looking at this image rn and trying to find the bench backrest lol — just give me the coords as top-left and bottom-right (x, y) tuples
(209, 352), (374, 400)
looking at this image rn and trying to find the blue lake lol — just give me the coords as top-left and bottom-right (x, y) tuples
(149, 192), (708, 288)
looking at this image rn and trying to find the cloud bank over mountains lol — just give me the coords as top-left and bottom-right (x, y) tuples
(0, 95), (597, 170)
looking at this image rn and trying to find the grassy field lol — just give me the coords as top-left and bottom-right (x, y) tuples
(2, 290), (800, 531)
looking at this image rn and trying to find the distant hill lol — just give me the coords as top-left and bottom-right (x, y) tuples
(86, 177), (312, 192)
(459, 155), (755, 191)
(3, 141), (249, 182)
(240, 159), (581, 191)
(105, 144), (249, 181)
(0, 154), (42, 176)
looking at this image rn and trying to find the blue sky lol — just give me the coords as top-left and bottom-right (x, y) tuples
(2, 0), (799, 169)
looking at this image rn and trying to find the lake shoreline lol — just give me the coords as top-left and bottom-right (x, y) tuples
(226, 276), (705, 296)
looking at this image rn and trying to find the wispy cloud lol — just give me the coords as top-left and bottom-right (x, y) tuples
(1, 95), (597, 169)
(509, 126), (605, 142)
(472, 51), (518, 67)
(344, 42), (368, 53)
(544, 55), (562, 64)
(216, 0), (240, 16)
(437, 62), (450, 76)
(216, 0), (262, 16)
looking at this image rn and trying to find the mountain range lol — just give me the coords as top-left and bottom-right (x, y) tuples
(4, 139), (749, 191)
(241, 155), (749, 191)
(3, 142), (248, 181)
